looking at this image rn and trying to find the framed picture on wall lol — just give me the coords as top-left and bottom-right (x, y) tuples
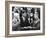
(5, 1), (45, 37)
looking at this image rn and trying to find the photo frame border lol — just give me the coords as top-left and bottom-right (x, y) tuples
(5, 1), (45, 37)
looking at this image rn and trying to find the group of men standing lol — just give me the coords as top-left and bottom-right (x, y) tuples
(12, 7), (40, 31)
